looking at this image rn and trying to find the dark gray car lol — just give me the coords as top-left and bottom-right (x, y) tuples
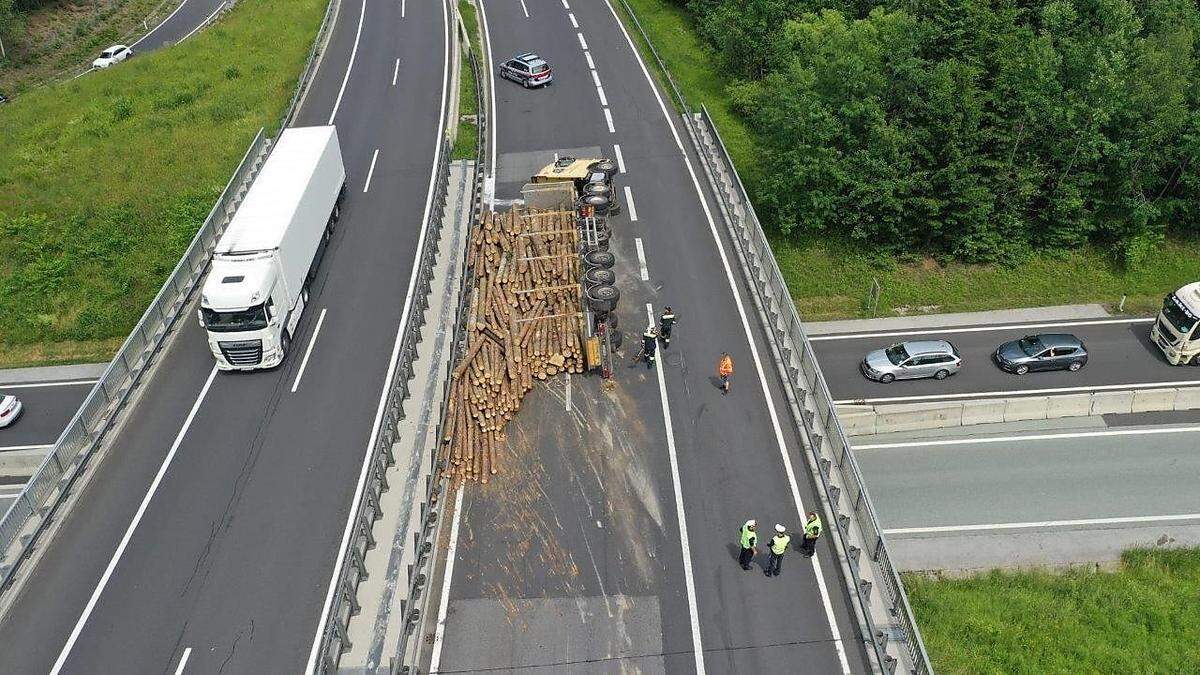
(993, 334), (1088, 374)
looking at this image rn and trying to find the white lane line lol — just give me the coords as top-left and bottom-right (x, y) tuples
(306, 0), (450, 670)
(603, 108), (614, 133)
(886, 513), (1200, 535)
(565, 373), (573, 410)
(401, 0), (406, 18)
(569, 12), (578, 28)
(606, 3), (850, 670)
(561, 0), (570, 9)
(131, 0), (191, 48)
(635, 239), (649, 281)
(854, 424), (1200, 450)
(810, 317), (1155, 342)
(428, 486), (465, 673)
(836, 379), (1200, 405)
(174, 648), (192, 675)
(362, 148), (380, 192)
(577, 32), (588, 50)
(613, 144), (625, 172)
(519, 0), (529, 18)
(328, 0), (367, 124)
(291, 308), (328, 393)
(0, 444), (53, 452)
(50, 367), (219, 675)
(392, 58), (400, 85)
(176, 2), (226, 44)
(591, 70), (602, 88)
(0, 379), (97, 389)
(584, 50), (595, 70)
(624, 186), (638, 221)
(478, 0), (498, 183)
(596, 85), (608, 107)
(644, 303), (706, 675)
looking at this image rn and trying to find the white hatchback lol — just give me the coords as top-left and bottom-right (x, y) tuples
(0, 394), (22, 429)
(93, 45), (132, 69)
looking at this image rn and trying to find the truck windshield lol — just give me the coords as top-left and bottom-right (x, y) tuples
(201, 306), (268, 333)
(1162, 294), (1198, 337)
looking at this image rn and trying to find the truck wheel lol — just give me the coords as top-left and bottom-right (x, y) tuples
(609, 330), (623, 349)
(281, 331), (292, 359)
(1190, 354), (1200, 366)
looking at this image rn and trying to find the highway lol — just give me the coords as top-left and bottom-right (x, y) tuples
(130, 0), (230, 52)
(431, 1), (867, 673)
(0, 380), (92, 452)
(811, 316), (1200, 403)
(0, 0), (452, 672)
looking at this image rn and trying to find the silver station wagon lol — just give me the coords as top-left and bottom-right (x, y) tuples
(861, 340), (962, 383)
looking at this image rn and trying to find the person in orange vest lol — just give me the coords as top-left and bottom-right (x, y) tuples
(717, 352), (733, 394)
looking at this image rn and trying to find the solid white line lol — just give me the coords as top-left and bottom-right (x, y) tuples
(591, 70), (602, 88)
(0, 379), (97, 389)
(478, 0), (498, 181)
(562, 0), (570, 9)
(584, 50), (595, 70)
(596, 85), (608, 107)
(836, 379), (1200, 405)
(569, 12), (578, 28)
(644, 303), (706, 674)
(401, 0), (406, 18)
(306, 0), (450, 670)
(131, 0), (191, 48)
(0, 444), (53, 452)
(603, 108), (614, 133)
(392, 58), (400, 85)
(886, 513), (1200, 535)
(428, 486), (465, 673)
(362, 148), (380, 192)
(50, 367), (218, 675)
(854, 424), (1200, 450)
(810, 317), (1155, 342)
(635, 238), (649, 281)
(519, 0), (529, 18)
(176, 2), (225, 44)
(291, 308), (328, 393)
(565, 373), (573, 410)
(174, 648), (192, 675)
(612, 144), (625, 173)
(606, 3), (850, 669)
(327, 0), (367, 124)
(577, 32), (588, 50)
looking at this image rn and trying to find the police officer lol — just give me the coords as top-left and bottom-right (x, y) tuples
(738, 519), (758, 570)
(800, 511), (822, 556)
(765, 524), (790, 577)
(659, 307), (677, 346)
(641, 324), (658, 369)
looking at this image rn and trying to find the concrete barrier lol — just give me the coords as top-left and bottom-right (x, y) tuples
(837, 386), (1200, 436)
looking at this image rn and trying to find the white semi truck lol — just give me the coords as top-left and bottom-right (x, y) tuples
(1150, 282), (1200, 366)
(199, 126), (347, 370)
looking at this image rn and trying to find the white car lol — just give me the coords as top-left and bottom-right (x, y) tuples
(0, 394), (22, 429)
(93, 45), (132, 69)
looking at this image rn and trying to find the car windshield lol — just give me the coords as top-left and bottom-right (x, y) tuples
(201, 305), (267, 333)
(101, 50), (114, 57)
(1018, 336), (1045, 356)
(884, 343), (909, 365)
(1162, 294), (1198, 336)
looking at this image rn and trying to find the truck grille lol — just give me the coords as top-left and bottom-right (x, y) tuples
(1157, 319), (1179, 346)
(219, 340), (263, 366)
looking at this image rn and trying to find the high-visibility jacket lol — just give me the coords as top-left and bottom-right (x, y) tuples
(661, 312), (676, 329)
(804, 516), (823, 539)
(770, 534), (791, 555)
(739, 524), (757, 549)
(718, 356), (733, 377)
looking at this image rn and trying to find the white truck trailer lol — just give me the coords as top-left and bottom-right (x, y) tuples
(1150, 282), (1200, 366)
(199, 126), (347, 370)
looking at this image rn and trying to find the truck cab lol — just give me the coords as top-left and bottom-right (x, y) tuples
(1150, 282), (1200, 365)
(200, 256), (302, 370)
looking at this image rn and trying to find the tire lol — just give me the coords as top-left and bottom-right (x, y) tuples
(934, 369), (950, 380)
(281, 331), (292, 360)
(607, 313), (619, 331)
(879, 373), (895, 384)
(522, 77), (531, 89)
(609, 329), (623, 349)
(1015, 364), (1029, 375)
(1190, 354), (1200, 366)
(1068, 361), (1083, 372)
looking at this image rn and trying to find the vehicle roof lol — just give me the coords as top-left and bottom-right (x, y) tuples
(899, 339), (955, 354)
(201, 257), (275, 310)
(514, 52), (546, 65)
(1174, 282), (1200, 315)
(1026, 333), (1084, 348)
(103, 45), (128, 51)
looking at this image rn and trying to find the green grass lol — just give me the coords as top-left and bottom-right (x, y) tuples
(0, 0), (328, 368)
(615, 0), (1200, 320)
(905, 548), (1200, 673)
(451, 1), (480, 161)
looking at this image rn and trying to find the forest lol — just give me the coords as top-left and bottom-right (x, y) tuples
(680, 0), (1200, 267)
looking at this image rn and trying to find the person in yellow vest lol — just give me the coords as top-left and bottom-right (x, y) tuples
(800, 511), (822, 556)
(765, 524), (791, 577)
(737, 519), (758, 570)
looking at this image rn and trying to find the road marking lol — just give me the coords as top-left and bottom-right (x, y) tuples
(886, 512), (1200, 535)
(596, 85), (608, 106)
(836, 379), (1200, 405)
(291, 308), (328, 393)
(591, 70), (602, 88)
(306, 0), (450, 670)
(174, 648), (192, 675)
(562, 0), (570, 9)
(519, 0), (529, 18)
(810, 317), (1156, 342)
(854, 424), (1200, 450)
(644, 303), (706, 675)
(607, 3), (850, 670)
(362, 148), (380, 192)
(0, 444), (53, 452)
(392, 58), (400, 85)
(328, 0), (367, 124)
(478, 0), (498, 182)
(565, 373), (573, 410)
(624, 186), (638, 221)
(0, 379), (97, 389)
(584, 50), (595, 70)
(613, 144), (625, 173)
(569, 12), (578, 28)
(401, 0), (406, 18)
(428, 485), (465, 674)
(635, 239), (649, 281)
(50, 367), (219, 675)
(603, 108), (614, 133)
(577, 32), (588, 50)
(177, 2), (226, 44)
(131, 0), (191, 48)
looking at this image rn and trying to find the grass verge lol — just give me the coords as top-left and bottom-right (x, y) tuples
(451, 0), (480, 161)
(616, 0), (1200, 320)
(905, 548), (1200, 673)
(0, 0), (328, 369)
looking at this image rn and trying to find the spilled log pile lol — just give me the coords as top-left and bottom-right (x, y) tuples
(441, 206), (583, 483)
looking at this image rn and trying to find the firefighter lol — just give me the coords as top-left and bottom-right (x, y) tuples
(641, 325), (658, 369)
(659, 307), (677, 346)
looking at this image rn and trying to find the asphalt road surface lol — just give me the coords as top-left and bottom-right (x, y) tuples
(0, 381), (93, 451)
(432, 1), (867, 673)
(0, 1), (452, 672)
(129, 0), (229, 52)
(812, 317), (1200, 403)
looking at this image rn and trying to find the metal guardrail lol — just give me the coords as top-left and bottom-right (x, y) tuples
(0, 127), (268, 592)
(614, 0), (932, 672)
